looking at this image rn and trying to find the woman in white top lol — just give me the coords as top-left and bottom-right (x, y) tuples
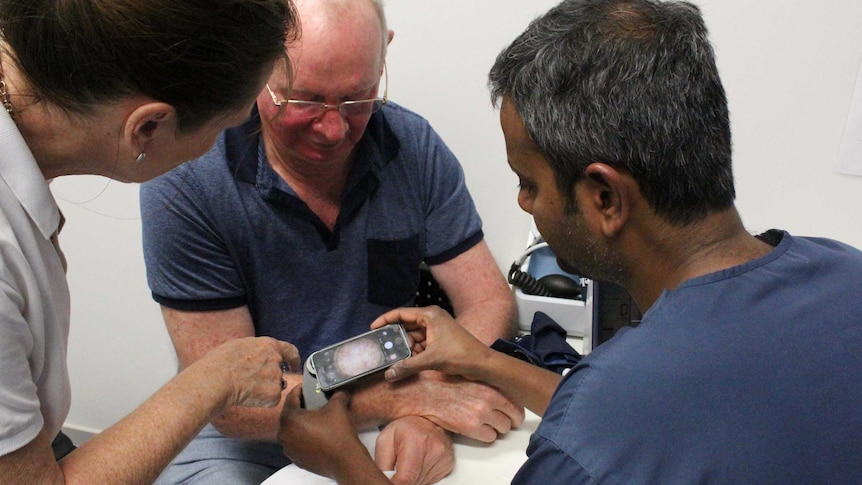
(0, 0), (300, 483)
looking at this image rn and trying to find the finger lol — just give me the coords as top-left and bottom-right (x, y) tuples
(369, 308), (408, 330)
(277, 388), (301, 454)
(388, 443), (426, 485)
(370, 307), (431, 331)
(384, 352), (432, 382)
(496, 399), (526, 428)
(277, 341), (301, 373)
(470, 423), (499, 443)
(373, 430), (396, 473)
(326, 390), (351, 411)
(405, 328), (428, 349)
(283, 383), (303, 411)
(486, 409), (514, 436)
(424, 445), (455, 485)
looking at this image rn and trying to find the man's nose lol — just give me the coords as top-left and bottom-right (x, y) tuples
(313, 108), (349, 142)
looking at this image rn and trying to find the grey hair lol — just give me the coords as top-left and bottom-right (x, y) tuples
(489, 0), (734, 225)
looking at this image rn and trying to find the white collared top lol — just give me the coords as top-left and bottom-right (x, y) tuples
(0, 108), (71, 456)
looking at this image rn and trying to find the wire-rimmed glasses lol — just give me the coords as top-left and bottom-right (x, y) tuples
(266, 62), (388, 120)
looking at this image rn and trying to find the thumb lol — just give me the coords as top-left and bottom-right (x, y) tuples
(278, 385), (304, 435)
(384, 353), (432, 382)
(373, 427), (396, 472)
(326, 390), (351, 410)
(284, 384), (303, 410)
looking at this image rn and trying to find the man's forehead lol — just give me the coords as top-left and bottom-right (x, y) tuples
(500, 100), (540, 155)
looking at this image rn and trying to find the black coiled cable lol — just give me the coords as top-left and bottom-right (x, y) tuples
(508, 263), (552, 297)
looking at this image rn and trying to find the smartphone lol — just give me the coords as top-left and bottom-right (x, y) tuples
(308, 323), (412, 391)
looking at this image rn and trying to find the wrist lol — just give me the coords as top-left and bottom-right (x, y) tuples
(160, 359), (234, 430)
(186, 357), (235, 412)
(469, 345), (506, 383)
(348, 373), (427, 427)
(331, 446), (389, 485)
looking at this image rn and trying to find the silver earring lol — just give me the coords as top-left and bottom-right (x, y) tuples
(135, 152), (146, 163)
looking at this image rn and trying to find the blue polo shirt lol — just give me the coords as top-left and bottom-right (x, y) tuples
(513, 232), (862, 483)
(140, 102), (483, 359)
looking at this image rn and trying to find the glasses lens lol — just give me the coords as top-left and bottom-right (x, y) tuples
(340, 99), (383, 118)
(285, 101), (325, 119)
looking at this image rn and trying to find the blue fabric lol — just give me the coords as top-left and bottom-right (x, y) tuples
(140, 102), (483, 484)
(491, 311), (582, 374)
(513, 232), (862, 484)
(153, 424), (288, 485)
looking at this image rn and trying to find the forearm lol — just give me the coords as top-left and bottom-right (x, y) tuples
(330, 450), (391, 485)
(453, 296), (517, 345)
(469, 347), (561, 417)
(161, 306), (284, 441)
(59, 361), (229, 485)
(345, 369), (524, 443)
(432, 240), (518, 345)
(211, 405), (282, 442)
(343, 372), (462, 429)
(340, 373), (398, 429)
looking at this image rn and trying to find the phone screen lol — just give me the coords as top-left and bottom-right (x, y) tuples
(310, 324), (412, 391)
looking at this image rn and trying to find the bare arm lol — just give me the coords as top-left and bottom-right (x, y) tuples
(160, 305), (300, 442)
(0, 336), (298, 485)
(372, 307), (561, 417)
(347, 368), (523, 442)
(430, 240), (517, 344)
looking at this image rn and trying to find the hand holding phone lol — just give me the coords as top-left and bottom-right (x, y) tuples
(308, 323), (412, 391)
(370, 306), (490, 383)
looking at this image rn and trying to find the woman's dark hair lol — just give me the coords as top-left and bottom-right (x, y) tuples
(0, 0), (298, 132)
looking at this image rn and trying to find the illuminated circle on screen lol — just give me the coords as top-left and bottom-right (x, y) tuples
(333, 337), (385, 377)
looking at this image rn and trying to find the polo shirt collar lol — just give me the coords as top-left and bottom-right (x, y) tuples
(0, 109), (62, 240)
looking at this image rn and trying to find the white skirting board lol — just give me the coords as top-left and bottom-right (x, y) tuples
(62, 424), (97, 445)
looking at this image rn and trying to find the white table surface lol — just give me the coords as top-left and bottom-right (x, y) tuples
(262, 411), (541, 485)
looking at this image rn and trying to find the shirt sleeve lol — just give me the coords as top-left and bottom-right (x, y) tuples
(0, 265), (44, 456)
(399, 111), (483, 264)
(140, 160), (246, 311)
(512, 434), (599, 485)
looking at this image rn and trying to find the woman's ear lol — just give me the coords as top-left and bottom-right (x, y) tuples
(122, 102), (176, 160)
(581, 163), (634, 237)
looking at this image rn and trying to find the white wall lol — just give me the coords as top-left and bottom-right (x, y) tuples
(54, 0), (862, 435)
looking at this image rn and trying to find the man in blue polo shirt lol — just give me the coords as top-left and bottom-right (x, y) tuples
(140, 0), (521, 484)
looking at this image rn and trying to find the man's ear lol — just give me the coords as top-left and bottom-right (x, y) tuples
(581, 163), (633, 237)
(123, 102), (177, 157)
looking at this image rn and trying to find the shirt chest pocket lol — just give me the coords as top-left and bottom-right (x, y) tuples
(367, 235), (420, 307)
